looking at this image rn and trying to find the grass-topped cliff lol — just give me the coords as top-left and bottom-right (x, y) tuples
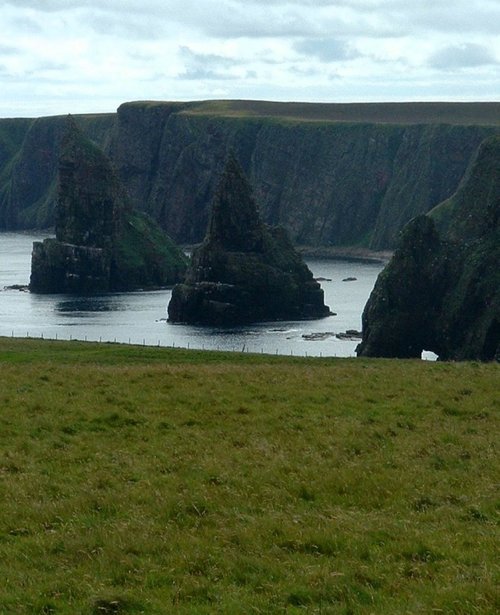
(0, 337), (498, 613)
(1, 101), (498, 250)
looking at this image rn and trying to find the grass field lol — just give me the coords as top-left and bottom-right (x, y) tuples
(179, 100), (500, 126)
(0, 338), (498, 614)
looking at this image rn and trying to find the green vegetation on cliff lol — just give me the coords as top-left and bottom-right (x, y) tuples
(0, 337), (498, 613)
(113, 210), (188, 290)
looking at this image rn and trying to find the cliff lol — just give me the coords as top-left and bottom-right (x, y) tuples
(1, 101), (499, 249)
(168, 154), (330, 325)
(357, 135), (500, 361)
(30, 118), (187, 293)
(0, 114), (113, 229)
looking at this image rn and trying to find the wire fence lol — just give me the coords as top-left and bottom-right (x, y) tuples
(6, 330), (355, 358)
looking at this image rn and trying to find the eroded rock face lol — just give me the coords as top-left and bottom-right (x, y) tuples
(168, 155), (330, 325)
(30, 117), (187, 293)
(30, 240), (111, 294)
(357, 136), (500, 361)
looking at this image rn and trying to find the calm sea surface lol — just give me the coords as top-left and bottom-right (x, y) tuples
(0, 232), (386, 357)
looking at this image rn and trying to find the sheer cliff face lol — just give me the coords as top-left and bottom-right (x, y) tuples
(110, 105), (494, 249)
(357, 136), (500, 361)
(1, 101), (498, 249)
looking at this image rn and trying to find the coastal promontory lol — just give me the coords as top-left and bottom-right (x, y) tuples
(168, 154), (330, 325)
(357, 135), (500, 361)
(30, 117), (187, 293)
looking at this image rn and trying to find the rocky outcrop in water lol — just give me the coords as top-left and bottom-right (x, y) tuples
(168, 154), (330, 325)
(30, 118), (187, 293)
(357, 136), (500, 361)
(1, 101), (498, 248)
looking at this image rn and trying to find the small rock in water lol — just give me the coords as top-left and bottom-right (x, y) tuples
(302, 332), (335, 341)
(336, 330), (362, 340)
(342, 277), (357, 282)
(3, 284), (29, 292)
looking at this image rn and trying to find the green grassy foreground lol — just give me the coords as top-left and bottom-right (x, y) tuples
(0, 338), (498, 614)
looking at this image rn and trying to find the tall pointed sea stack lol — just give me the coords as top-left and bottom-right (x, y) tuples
(30, 117), (187, 293)
(168, 154), (330, 325)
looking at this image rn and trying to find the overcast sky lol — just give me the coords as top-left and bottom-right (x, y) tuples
(1, 0), (499, 117)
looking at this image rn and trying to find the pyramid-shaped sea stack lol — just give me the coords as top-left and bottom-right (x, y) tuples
(168, 154), (330, 325)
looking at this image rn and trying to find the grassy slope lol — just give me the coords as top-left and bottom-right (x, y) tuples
(113, 211), (188, 289)
(0, 118), (33, 186)
(0, 338), (498, 614)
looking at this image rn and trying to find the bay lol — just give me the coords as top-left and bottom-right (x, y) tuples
(0, 232), (385, 357)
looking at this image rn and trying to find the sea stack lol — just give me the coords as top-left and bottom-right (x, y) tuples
(357, 135), (500, 361)
(30, 116), (187, 293)
(168, 154), (330, 325)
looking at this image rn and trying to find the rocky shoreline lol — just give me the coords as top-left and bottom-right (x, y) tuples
(298, 246), (393, 263)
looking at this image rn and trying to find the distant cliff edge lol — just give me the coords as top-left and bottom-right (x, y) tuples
(1, 100), (499, 250)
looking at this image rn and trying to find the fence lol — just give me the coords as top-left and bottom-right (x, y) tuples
(5, 330), (355, 358)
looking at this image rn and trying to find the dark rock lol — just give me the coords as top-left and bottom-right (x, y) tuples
(30, 117), (187, 294)
(30, 240), (111, 293)
(357, 135), (500, 361)
(342, 277), (357, 282)
(168, 154), (330, 325)
(3, 284), (30, 291)
(336, 330), (362, 340)
(302, 332), (335, 341)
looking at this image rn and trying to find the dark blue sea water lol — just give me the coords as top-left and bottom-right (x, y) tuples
(1, 232), (386, 357)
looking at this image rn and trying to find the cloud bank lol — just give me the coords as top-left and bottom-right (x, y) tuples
(0, 0), (498, 116)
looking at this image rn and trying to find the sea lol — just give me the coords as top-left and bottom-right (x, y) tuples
(1, 232), (387, 358)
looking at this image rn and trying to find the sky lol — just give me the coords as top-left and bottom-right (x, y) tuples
(1, 0), (499, 118)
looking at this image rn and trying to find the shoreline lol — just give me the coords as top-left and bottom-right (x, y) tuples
(1, 232), (393, 265)
(297, 245), (393, 264)
(183, 242), (393, 264)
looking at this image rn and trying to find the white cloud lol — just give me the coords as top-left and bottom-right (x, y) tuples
(429, 43), (498, 70)
(177, 46), (241, 80)
(0, 0), (498, 117)
(294, 38), (361, 62)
